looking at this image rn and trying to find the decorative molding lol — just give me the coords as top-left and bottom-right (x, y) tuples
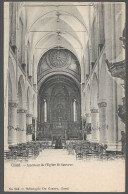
(8, 125), (15, 130)
(15, 127), (24, 131)
(26, 114), (33, 117)
(98, 102), (107, 108)
(105, 59), (125, 80)
(49, 49), (68, 68)
(17, 109), (27, 113)
(85, 113), (90, 117)
(9, 102), (18, 108)
(7, 125), (24, 131)
(90, 109), (99, 113)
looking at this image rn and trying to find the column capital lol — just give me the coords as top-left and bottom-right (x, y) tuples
(17, 109), (27, 113)
(90, 108), (99, 113)
(9, 102), (18, 108)
(98, 102), (107, 108)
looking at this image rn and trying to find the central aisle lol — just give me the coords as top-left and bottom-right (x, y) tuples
(29, 149), (77, 164)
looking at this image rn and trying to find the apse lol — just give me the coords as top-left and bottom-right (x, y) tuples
(37, 48), (81, 140)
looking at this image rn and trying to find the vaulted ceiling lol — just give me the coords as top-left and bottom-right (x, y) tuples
(20, 2), (96, 64)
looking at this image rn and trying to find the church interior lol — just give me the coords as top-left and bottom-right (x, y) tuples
(4, 2), (126, 161)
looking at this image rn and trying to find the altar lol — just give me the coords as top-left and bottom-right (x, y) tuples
(36, 120), (81, 140)
(52, 117), (68, 138)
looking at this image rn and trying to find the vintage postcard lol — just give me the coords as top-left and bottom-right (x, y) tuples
(4, 2), (126, 192)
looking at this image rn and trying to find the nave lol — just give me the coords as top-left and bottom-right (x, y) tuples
(4, 2), (126, 192)
(4, 2), (126, 159)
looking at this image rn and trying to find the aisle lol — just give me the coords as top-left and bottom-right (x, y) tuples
(28, 148), (125, 163)
(28, 149), (78, 164)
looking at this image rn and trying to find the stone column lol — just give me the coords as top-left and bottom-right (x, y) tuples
(26, 114), (32, 125)
(106, 69), (116, 151)
(107, 98), (114, 144)
(98, 102), (107, 143)
(86, 113), (91, 141)
(17, 109), (26, 143)
(26, 113), (33, 142)
(33, 51), (37, 85)
(11, 3), (16, 48)
(37, 96), (40, 122)
(104, 3), (112, 61)
(86, 113), (91, 123)
(32, 117), (37, 141)
(8, 102), (18, 145)
(90, 108), (99, 142)
(111, 4), (118, 145)
(81, 83), (85, 120)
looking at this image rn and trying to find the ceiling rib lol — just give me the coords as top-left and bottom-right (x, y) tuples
(34, 31), (82, 49)
(30, 31), (86, 32)
(35, 48), (82, 50)
(23, 4), (93, 7)
(28, 10), (87, 32)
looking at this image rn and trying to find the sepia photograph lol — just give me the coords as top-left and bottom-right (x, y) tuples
(4, 1), (126, 192)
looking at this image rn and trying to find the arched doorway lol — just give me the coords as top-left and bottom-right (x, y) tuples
(37, 48), (81, 141)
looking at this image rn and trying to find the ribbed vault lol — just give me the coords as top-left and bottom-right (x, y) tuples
(19, 2), (95, 64)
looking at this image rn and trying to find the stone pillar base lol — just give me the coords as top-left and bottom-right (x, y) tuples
(91, 130), (100, 143)
(8, 102), (18, 144)
(106, 142), (122, 152)
(90, 108), (99, 142)
(98, 102), (107, 143)
(8, 129), (17, 145)
(99, 139), (108, 144)
(26, 134), (32, 142)
(17, 130), (26, 143)
(17, 109), (26, 143)
(91, 138), (100, 143)
(86, 134), (92, 141)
